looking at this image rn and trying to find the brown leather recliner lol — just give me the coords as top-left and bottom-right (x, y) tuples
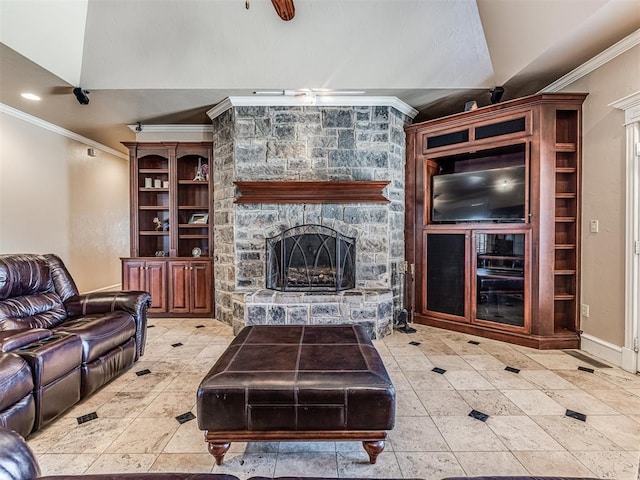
(0, 353), (35, 436)
(0, 253), (151, 437)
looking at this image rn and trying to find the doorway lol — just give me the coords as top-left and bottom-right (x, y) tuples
(611, 92), (640, 374)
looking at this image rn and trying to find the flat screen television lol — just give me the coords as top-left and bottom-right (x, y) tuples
(432, 165), (526, 223)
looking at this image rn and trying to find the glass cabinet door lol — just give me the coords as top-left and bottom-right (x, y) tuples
(474, 232), (526, 329)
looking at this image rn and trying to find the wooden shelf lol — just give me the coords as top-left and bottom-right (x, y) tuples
(554, 269), (576, 275)
(555, 143), (577, 152)
(179, 234), (208, 239)
(554, 294), (576, 300)
(140, 188), (169, 192)
(234, 181), (390, 204)
(139, 168), (169, 174)
(556, 167), (577, 174)
(140, 231), (170, 236)
(477, 254), (523, 261)
(139, 205), (169, 210)
(556, 192), (576, 199)
(178, 205), (208, 210)
(178, 180), (209, 185)
(179, 224), (208, 228)
(555, 216), (576, 223)
(555, 244), (576, 249)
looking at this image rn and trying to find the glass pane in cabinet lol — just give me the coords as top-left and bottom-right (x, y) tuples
(139, 235), (170, 258)
(426, 233), (465, 317)
(475, 233), (525, 327)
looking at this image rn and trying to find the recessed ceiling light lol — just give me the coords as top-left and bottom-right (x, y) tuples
(21, 93), (41, 101)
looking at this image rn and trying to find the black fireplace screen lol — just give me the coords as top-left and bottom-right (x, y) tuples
(265, 224), (355, 292)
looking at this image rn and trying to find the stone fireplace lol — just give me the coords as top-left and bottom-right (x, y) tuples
(266, 224), (356, 292)
(208, 97), (416, 338)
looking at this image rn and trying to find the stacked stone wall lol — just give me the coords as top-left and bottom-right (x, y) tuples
(211, 104), (411, 335)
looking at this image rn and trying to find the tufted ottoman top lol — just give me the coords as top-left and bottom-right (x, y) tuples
(197, 325), (395, 433)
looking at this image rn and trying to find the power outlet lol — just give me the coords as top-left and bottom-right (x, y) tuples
(581, 304), (590, 318)
(590, 220), (599, 233)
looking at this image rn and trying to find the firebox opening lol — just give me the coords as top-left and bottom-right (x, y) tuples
(266, 224), (356, 292)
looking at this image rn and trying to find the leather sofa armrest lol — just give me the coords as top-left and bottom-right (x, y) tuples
(64, 291), (151, 317)
(0, 329), (52, 352)
(63, 291), (152, 359)
(0, 426), (41, 480)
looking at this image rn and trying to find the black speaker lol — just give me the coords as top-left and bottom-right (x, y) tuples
(490, 86), (504, 104)
(73, 87), (90, 105)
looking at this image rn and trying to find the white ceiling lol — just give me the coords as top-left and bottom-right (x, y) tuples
(1, 0), (639, 154)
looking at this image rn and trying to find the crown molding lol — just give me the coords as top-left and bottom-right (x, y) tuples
(126, 124), (213, 133)
(0, 103), (127, 160)
(207, 96), (418, 120)
(610, 91), (640, 125)
(540, 28), (640, 93)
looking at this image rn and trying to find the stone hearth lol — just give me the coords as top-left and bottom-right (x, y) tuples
(208, 97), (416, 338)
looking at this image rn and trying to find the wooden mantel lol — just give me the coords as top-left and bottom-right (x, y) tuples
(233, 181), (390, 204)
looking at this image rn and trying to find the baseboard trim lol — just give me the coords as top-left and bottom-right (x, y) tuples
(621, 347), (638, 373)
(82, 283), (122, 294)
(580, 333), (623, 368)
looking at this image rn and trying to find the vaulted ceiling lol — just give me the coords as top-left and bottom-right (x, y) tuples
(1, 0), (639, 154)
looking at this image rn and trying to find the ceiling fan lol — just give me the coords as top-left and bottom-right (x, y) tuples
(271, 0), (295, 20)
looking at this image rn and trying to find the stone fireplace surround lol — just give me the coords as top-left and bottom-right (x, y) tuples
(207, 96), (416, 338)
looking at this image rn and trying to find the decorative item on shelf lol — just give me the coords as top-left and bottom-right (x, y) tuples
(192, 247), (202, 258)
(189, 213), (208, 224)
(144, 177), (153, 188)
(163, 180), (169, 188)
(153, 217), (169, 231)
(154, 179), (162, 188)
(155, 250), (167, 257)
(193, 157), (209, 181)
(464, 101), (478, 112)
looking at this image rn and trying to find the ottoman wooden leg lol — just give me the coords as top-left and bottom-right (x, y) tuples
(207, 441), (231, 465)
(362, 440), (385, 464)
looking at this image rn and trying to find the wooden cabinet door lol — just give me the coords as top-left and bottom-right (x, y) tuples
(122, 260), (146, 291)
(168, 261), (190, 314)
(168, 260), (212, 314)
(145, 261), (168, 313)
(190, 261), (212, 314)
(122, 259), (167, 313)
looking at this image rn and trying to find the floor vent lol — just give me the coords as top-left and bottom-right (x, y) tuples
(564, 350), (612, 368)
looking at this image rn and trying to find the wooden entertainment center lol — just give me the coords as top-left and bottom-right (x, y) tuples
(121, 142), (214, 316)
(405, 93), (587, 349)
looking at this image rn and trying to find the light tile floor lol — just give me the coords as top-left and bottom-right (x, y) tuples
(28, 319), (640, 480)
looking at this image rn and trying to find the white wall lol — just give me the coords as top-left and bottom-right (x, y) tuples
(0, 109), (129, 293)
(559, 43), (640, 349)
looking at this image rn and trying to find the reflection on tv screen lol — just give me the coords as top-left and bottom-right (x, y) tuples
(432, 165), (526, 223)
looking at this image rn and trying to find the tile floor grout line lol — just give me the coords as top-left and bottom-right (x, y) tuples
(27, 318), (640, 479)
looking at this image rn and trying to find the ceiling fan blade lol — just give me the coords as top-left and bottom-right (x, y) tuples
(271, 0), (295, 21)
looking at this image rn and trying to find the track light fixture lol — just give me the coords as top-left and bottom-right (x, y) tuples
(489, 86), (505, 104)
(73, 87), (90, 105)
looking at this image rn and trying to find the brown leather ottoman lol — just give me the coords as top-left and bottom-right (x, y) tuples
(197, 325), (395, 465)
